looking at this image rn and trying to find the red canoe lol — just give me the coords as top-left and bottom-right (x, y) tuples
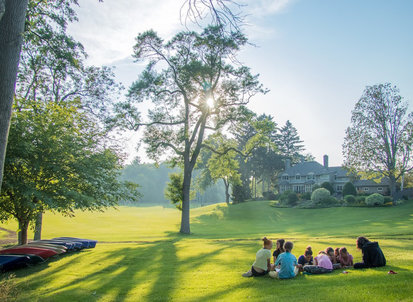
(0, 247), (58, 259)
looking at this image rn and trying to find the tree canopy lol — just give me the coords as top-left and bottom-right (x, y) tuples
(343, 83), (413, 198)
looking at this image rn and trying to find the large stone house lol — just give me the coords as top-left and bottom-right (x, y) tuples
(278, 155), (390, 195)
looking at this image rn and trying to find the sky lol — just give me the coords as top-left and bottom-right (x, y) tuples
(67, 0), (413, 167)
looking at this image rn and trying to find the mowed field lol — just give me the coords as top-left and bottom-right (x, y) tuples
(1, 200), (413, 302)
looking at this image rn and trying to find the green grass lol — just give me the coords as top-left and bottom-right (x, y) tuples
(1, 200), (413, 301)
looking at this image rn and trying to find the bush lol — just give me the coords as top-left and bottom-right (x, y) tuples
(343, 182), (357, 196)
(321, 182), (335, 194)
(312, 184), (321, 192)
(279, 191), (298, 206)
(356, 195), (366, 203)
(300, 192), (312, 201)
(383, 196), (393, 203)
(311, 188), (331, 204)
(263, 191), (277, 200)
(365, 193), (385, 206)
(344, 194), (356, 204)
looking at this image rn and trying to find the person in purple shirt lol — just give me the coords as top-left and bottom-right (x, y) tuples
(303, 251), (333, 274)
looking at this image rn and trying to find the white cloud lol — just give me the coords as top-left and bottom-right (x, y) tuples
(68, 0), (184, 66)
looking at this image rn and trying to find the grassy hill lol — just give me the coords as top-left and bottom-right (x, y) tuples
(1, 200), (413, 301)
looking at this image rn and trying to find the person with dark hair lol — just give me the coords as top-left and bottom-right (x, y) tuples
(354, 236), (386, 269)
(269, 241), (299, 279)
(338, 247), (353, 268)
(298, 245), (314, 269)
(242, 237), (273, 277)
(303, 251), (333, 274)
(273, 239), (285, 264)
(325, 247), (341, 269)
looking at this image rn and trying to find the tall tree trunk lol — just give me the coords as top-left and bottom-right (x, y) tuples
(389, 174), (397, 201)
(17, 218), (29, 245)
(0, 0), (29, 190)
(180, 165), (191, 234)
(223, 178), (230, 205)
(34, 212), (43, 240)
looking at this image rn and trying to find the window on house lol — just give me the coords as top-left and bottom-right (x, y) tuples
(377, 187), (383, 191)
(336, 185), (343, 191)
(282, 175), (289, 180)
(296, 174), (300, 180)
(364, 187), (369, 191)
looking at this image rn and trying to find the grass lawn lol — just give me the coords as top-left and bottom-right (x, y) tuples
(1, 200), (413, 301)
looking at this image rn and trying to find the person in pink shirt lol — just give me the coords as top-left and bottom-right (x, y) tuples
(338, 247), (353, 268)
(303, 251), (333, 274)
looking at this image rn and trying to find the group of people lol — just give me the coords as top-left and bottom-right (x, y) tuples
(242, 236), (386, 279)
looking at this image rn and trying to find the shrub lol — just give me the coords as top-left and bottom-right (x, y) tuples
(344, 194), (356, 204)
(365, 193), (385, 206)
(321, 182), (335, 194)
(343, 182), (357, 196)
(263, 191), (277, 200)
(0, 274), (18, 302)
(300, 192), (312, 201)
(311, 188), (331, 204)
(312, 184), (321, 192)
(356, 195), (366, 203)
(279, 191), (298, 206)
(383, 196), (393, 203)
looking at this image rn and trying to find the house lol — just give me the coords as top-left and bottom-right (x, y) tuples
(278, 155), (390, 195)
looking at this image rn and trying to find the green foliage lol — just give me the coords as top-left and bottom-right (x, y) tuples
(275, 120), (305, 163)
(165, 173), (184, 210)
(231, 184), (249, 203)
(343, 182), (357, 196)
(365, 193), (385, 206)
(343, 83), (413, 197)
(311, 188), (331, 204)
(300, 192), (312, 201)
(344, 194), (356, 204)
(383, 196), (393, 203)
(262, 191), (277, 200)
(312, 184), (321, 192)
(0, 99), (139, 243)
(321, 182), (335, 194)
(279, 190), (298, 206)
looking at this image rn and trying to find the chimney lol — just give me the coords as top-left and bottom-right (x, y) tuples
(323, 155), (329, 168)
(285, 159), (291, 169)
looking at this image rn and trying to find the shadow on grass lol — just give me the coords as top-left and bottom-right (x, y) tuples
(12, 233), (234, 301)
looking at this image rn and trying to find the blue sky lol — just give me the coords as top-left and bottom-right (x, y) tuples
(68, 0), (413, 166)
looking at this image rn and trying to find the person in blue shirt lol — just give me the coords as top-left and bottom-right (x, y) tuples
(269, 241), (299, 279)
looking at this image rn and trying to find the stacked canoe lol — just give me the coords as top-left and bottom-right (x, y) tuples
(0, 237), (97, 273)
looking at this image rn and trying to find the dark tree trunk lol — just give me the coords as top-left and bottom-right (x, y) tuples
(0, 0), (29, 189)
(18, 218), (29, 245)
(34, 212), (43, 240)
(180, 165), (192, 234)
(389, 174), (397, 201)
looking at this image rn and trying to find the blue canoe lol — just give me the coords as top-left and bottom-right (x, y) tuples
(2, 253), (44, 265)
(53, 237), (97, 249)
(0, 255), (31, 272)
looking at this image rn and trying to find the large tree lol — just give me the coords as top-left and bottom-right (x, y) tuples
(115, 26), (265, 234)
(343, 83), (413, 198)
(0, 0), (245, 192)
(0, 0), (29, 191)
(0, 98), (139, 245)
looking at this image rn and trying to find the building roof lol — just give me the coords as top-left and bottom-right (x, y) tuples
(354, 178), (390, 186)
(283, 161), (329, 175)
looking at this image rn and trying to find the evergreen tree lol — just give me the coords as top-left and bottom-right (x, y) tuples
(276, 120), (305, 163)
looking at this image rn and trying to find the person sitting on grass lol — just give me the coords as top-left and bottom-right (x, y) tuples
(325, 247), (341, 269)
(297, 245), (314, 270)
(338, 247), (353, 268)
(334, 247), (340, 262)
(242, 237), (273, 277)
(273, 238), (285, 264)
(303, 251), (333, 274)
(353, 236), (386, 269)
(269, 241), (299, 279)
